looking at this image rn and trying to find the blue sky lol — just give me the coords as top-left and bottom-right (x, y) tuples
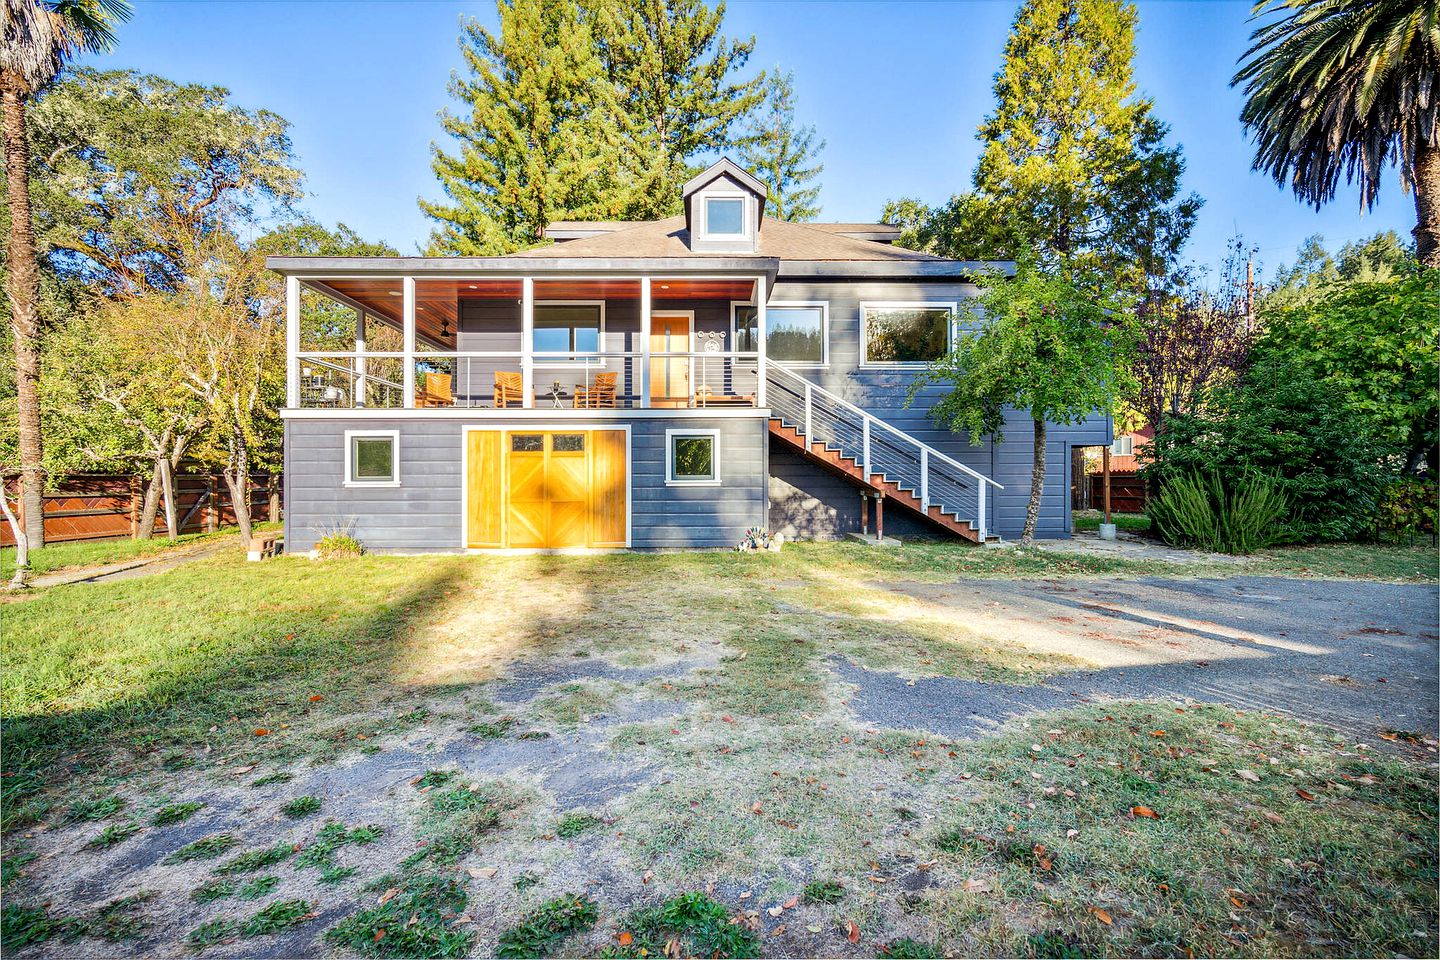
(88, 0), (1415, 277)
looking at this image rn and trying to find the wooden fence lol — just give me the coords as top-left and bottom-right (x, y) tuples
(1087, 472), (1149, 514)
(1, 473), (280, 547)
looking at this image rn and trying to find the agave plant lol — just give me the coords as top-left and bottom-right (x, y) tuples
(1232, 0), (1440, 266)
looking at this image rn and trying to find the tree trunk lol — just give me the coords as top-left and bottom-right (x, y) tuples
(158, 456), (178, 538)
(1020, 417), (1046, 546)
(136, 465), (163, 540)
(223, 428), (253, 543)
(2, 484), (29, 590)
(1414, 141), (1440, 269)
(3, 84), (46, 549)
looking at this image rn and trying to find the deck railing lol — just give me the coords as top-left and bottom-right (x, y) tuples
(765, 364), (1002, 541)
(293, 350), (763, 410)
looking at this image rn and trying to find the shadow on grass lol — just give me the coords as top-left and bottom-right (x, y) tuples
(1, 556), (473, 798)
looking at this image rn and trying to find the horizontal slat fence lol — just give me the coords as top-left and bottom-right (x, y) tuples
(1, 473), (279, 547)
(1087, 473), (1148, 514)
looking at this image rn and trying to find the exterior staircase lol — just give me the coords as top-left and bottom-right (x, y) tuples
(765, 365), (1003, 544)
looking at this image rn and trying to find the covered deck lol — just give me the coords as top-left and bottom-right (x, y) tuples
(274, 259), (776, 413)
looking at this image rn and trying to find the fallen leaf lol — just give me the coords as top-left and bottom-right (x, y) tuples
(1090, 907), (1113, 925)
(468, 867), (497, 879)
(845, 920), (861, 944)
(962, 878), (990, 892)
(377, 887), (399, 905)
(1296, 789), (1316, 802)
(1065, 828), (1080, 839)
(770, 924), (787, 938)
(751, 802), (763, 815)
(1130, 806), (1158, 819)
(738, 890), (752, 901)
(372, 928), (386, 943)
(617, 932), (634, 947)
(642, 870), (654, 885)
(767, 906), (783, 918)
(782, 896), (799, 909)
(253, 728), (270, 737)
(233, 765), (255, 774)
(806, 924), (822, 933)
(664, 936), (681, 957)
(308, 694), (325, 703)
(1150, 730), (1167, 737)
(1235, 769), (1261, 782)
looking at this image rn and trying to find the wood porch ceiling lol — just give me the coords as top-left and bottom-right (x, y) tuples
(307, 277), (756, 346)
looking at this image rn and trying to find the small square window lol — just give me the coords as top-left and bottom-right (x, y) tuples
(705, 197), (744, 236)
(667, 431), (718, 484)
(1110, 436), (1134, 456)
(346, 432), (398, 486)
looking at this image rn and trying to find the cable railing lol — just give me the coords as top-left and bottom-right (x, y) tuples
(293, 350), (763, 409)
(766, 364), (1002, 541)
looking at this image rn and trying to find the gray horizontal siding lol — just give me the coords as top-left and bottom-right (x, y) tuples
(769, 279), (1114, 539)
(284, 415), (766, 552)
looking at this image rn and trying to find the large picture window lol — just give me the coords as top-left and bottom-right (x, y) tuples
(344, 430), (399, 486)
(862, 305), (954, 364)
(533, 303), (602, 360)
(732, 303), (828, 365)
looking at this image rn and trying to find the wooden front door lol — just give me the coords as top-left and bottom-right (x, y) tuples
(649, 313), (691, 408)
(466, 429), (627, 549)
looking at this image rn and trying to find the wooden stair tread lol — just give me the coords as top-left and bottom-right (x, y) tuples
(768, 419), (981, 544)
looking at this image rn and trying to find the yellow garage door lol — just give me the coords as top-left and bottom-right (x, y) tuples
(466, 429), (627, 549)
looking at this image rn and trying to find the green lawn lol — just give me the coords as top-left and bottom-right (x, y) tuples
(1073, 509), (1152, 533)
(0, 524), (274, 579)
(2, 542), (1435, 957)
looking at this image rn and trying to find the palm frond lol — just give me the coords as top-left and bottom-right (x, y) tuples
(1232, 0), (1440, 209)
(0, 0), (131, 93)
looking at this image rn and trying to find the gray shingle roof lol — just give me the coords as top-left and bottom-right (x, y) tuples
(513, 216), (940, 262)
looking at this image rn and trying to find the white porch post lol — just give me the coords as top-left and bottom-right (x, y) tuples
(402, 276), (416, 409)
(521, 277), (535, 409)
(285, 275), (300, 409)
(354, 308), (368, 408)
(639, 276), (652, 408)
(755, 275), (767, 407)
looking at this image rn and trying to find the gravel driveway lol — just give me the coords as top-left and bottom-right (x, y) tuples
(839, 576), (1439, 742)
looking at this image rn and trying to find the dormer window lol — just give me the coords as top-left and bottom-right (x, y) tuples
(704, 197), (745, 237)
(682, 159), (766, 253)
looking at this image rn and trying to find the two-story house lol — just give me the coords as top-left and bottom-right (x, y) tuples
(269, 159), (1111, 553)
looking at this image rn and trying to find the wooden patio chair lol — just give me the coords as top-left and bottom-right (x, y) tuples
(494, 371), (524, 408)
(416, 373), (453, 408)
(574, 371), (618, 409)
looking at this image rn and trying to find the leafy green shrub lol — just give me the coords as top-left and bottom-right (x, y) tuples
(152, 802), (203, 825)
(314, 532), (363, 559)
(1144, 355), (1388, 541)
(1376, 478), (1438, 539)
(1148, 470), (1290, 554)
(282, 795), (321, 818)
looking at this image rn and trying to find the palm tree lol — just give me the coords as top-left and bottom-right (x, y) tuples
(1, 0), (129, 559)
(1233, 0), (1440, 266)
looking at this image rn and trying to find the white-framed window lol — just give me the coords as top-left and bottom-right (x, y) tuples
(861, 302), (957, 365)
(344, 429), (400, 487)
(1110, 435), (1134, 456)
(731, 301), (829, 366)
(665, 429), (720, 486)
(704, 196), (745, 236)
(533, 301), (605, 364)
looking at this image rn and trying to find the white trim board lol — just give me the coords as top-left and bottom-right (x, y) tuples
(342, 429), (401, 487)
(730, 300), (829, 368)
(283, 407), (771, 420)
(664, 428), (722, 486)
(858, 301), (959, 367)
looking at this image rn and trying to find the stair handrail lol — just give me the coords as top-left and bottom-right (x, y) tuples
(766, 364), (1003, 541)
